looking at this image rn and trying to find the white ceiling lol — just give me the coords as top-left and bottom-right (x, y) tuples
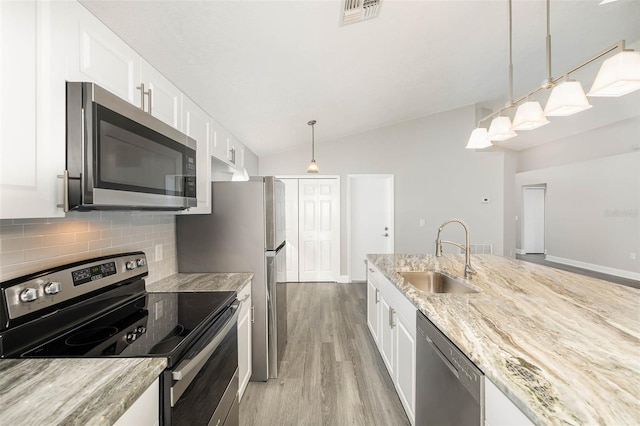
(80, 0), (640, 156)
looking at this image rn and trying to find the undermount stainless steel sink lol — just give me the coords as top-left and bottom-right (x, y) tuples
(399, 271), (479, 294)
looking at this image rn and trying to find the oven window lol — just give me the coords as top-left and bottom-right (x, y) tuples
(95, 104), (186, 196)
(172, 327), (238, 426)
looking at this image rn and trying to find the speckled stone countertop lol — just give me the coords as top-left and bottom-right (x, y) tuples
(367, 253), (640, 426)
(0, 357), (166, 426)
(146, 272), (253, 293)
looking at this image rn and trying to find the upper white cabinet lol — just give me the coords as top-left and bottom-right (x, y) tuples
(66, 2), (181, 130)
(140, 60), (182, 130)
(65, 1), (141, 107)
(181, 97), (212, 214)
(0, 0), (66, 219)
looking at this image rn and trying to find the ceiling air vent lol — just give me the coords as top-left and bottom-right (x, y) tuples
(341, 0), (382, 26)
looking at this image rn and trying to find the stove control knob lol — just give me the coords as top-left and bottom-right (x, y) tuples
(44, 281), (61, 295)
(125, 260), (138, 270)
(125, 332), (136, 343)
(136, 258), (147, 267)
(136, 326), (146, 334)
(19, 288), (38, 303)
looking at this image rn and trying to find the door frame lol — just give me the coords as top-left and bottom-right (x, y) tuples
(347, 174), (395, 282)
(522, 185), (546, 254)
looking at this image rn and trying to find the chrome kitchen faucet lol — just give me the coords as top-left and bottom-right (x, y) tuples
(435, 218), (477, 278)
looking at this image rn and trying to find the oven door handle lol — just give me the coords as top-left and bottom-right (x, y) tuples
(171, 300), (240, 404)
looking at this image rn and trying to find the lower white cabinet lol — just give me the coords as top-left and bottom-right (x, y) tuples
(485, 377), (534, 426)
(367, 264), (416, 425)
(114, 377), (160, 426)
(237, 283), (253, 400)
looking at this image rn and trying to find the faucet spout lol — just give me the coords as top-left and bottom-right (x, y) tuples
(434, 218), (477, 279)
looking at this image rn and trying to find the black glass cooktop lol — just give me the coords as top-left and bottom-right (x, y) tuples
(22, 291), (236, 365)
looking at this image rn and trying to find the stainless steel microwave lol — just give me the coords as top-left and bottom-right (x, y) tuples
(64, 82), (197, 211)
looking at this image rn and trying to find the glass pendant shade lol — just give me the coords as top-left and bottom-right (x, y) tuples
(587, 51), (640, 97)
(465, 127), (492, 149)
(307, 160), (319, 173)
(511, 101), (549, 130)
(544, 80), (592, 116)
(488, 116), (517, 141)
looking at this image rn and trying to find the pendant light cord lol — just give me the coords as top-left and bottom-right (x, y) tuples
(508, 0), (514, 106)
(545, 0), (553, 88)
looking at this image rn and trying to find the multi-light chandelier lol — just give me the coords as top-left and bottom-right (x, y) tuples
(466, 0), (640, 149)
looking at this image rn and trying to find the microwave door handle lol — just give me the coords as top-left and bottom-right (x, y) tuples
(170, 300), (240, 406)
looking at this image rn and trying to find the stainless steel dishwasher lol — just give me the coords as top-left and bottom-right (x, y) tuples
(416, 311), (484, 425)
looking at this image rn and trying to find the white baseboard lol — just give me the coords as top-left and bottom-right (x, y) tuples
(515, 248), (526, 255)
(337, 275), (350, 283)
(544, 255), (640, 281)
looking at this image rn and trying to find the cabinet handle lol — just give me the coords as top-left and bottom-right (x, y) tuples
(368, 268), (375, 273)
(57, 170), (69, 212)
(250, 305), (255, 324)
(147, 88), (152, 114)
(389, 307), (396, 328)
(229, 147), (236, 164)
(136, 83), (145, 110)
(375, 288), (380, 304)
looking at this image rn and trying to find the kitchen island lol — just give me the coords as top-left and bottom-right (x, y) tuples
(368, 253), (639, 425)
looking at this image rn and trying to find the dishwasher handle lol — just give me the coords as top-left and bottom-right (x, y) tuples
(425, 334), (459, 379)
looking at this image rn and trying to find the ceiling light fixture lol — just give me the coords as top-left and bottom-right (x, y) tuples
(488, 116), (517, 141)
(587, 50), (640, 97)
(544, 79), (592, 116)
(465, 0), (639, 149)
(306, 120), (319, 173)
(465, 127), (492, 150)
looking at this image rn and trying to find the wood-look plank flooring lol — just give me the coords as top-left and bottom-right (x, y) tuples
(240, 282), (410, 426)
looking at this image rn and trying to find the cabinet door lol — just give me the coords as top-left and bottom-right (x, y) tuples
(379, 296), (395, 376)
(395, 317), (416, 424)
(181, 97), (212, 214)
(141, 60), (182, 130)
(237, 285), (253, 400)
(366, 278), (380, 346)
(211, 119), (229, 162)
(0, 0), (65, 219)
(66, 1), (141, 107)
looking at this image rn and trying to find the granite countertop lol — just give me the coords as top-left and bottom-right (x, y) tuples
(0, 357), (166, 426)
(367, 253), (640, 426)
(146, 272), (253, 293)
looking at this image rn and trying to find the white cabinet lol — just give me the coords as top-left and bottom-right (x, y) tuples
(66, 2), (182, 130)
(485, 378), (534, 426)
(366, 277), (380, 345)
(237, 283), (253, 400)
(227, 136), (245, 168)
(211, 119), (229, 162)
(140, 60), (182, 129)
(0, 0), (66, 219)
(181, 97), (212, 214)
(366, 263), (416, 424)
(114, 377), (160, 426)
(66, 1), (141, 107)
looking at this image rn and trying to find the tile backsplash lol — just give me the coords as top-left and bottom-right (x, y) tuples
(0, 211), (177, 284)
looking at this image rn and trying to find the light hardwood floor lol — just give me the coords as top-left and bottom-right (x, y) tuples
(240, 282), (410, 426)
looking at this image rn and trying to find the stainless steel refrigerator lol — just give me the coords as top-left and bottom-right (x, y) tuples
(176, 176), (287, 380)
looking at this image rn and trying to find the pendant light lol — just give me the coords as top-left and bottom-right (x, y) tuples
(544, 79), (592, 116)
(306, 120), (319, 173)
(512, 101), (549, 130)
(465, 127), (492, 149)
(587, 50), (640, 97)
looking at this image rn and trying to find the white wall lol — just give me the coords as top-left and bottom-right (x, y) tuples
(516, 152), (640, 274)
(259, 105), (507, 276)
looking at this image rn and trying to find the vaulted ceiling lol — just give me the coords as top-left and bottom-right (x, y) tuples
(81, 0), (640, 156)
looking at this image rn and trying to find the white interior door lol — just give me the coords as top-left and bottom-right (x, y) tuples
(348, 175), (394, 281)
(281, 178), (299, 282)
(523, 187), (546, 254)
(298, 178), (340, 282)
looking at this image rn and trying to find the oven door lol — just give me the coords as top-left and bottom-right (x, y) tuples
(163, 300), (240, 426)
